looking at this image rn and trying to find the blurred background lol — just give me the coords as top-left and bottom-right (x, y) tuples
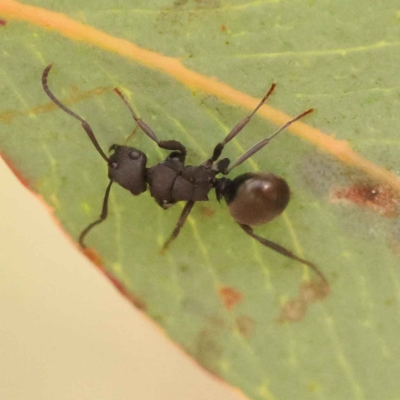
(0, 157), (242, 400)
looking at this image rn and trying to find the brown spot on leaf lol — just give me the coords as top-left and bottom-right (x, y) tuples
(82, 247), (103, 265)
(220, 24), (226, 32)
(300, 280), (330, 302)
(277, 280), (330, 323)
(219, 286), (243, 310)
(236, 315), (255, 338)
(332, 182), (399, 218)
(0, 20), (7, 26)
(278, 298), (307, 323)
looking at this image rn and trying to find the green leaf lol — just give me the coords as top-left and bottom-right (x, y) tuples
(1, 1), (400, 399)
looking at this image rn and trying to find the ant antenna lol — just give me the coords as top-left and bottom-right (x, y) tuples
(225, 108), (313, 173)
(42, 64), (109, 162)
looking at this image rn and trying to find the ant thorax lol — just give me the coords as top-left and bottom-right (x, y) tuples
(146, 156), (217, 209)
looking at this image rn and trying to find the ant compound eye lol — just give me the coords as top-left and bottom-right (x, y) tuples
(110, 162), (118, 169)
(129, 150), (141, 160)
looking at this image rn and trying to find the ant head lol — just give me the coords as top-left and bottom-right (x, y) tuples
(108, 145), (148, 195)
(225, 172), (290, 226)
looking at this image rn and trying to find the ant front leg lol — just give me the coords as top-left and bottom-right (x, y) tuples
(114, 89), (187, 161)
(79, 180), (113, 248)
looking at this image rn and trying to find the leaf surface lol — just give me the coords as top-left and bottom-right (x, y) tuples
(1, 1), (400, 399)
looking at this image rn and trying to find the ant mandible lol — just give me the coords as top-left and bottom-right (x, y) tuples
(42, 64), (327, 284)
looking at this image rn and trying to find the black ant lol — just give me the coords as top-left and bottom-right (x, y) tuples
(42, 64), (327, 284)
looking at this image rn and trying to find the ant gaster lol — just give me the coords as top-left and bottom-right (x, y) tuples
(42, 64), (327, 284)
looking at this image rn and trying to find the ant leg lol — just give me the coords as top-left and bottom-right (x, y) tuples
(239, 224), (328, 285)
(114, 88), (186, 158)
(161, 201), (195, 252)
(79, 180), (113, 248)
(204, 84), (276, 167)
(42, 64), (109, 162)
(224, 109), (313, 174)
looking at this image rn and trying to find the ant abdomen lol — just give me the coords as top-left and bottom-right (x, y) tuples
(226, 172), (290, 226)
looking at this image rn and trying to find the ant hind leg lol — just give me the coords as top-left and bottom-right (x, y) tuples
(239, 223), (328, 286)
